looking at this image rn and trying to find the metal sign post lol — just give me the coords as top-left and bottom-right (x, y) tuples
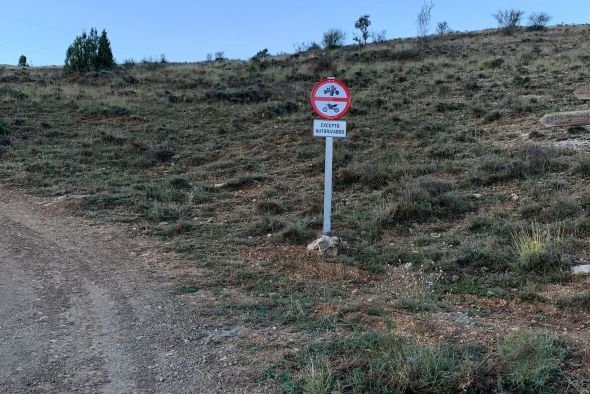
(310, 78), (351, 235)
(323, 136), (333, 234)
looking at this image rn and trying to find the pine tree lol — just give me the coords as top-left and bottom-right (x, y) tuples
(97, 30), (114, 70)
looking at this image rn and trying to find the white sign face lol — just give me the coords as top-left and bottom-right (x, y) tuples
(313, 119), (347, 138)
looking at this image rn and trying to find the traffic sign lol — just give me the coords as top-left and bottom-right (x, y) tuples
(310, 78), (351, 120)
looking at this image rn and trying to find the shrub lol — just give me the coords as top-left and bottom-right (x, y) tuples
(17, 55), (28, 67)
(528, 12), (552, 30)
(436, 21), (452, 35)
(214, 51), (226, 61)
(371, 30), (387, 43)
(0, 118), (7, 135)
(281, 333), (478, 393)
(251, 48), (269, 62)
(64, 28), (114, 73)
(575, 157), (590, 176)
(293, 41), (321, 53)
(493, 9), (524, 34)
(512, 224), (566, 275)
(353, 15), (371, 46)
(496, 331), (566, 392)
(322, 29), (346, 49)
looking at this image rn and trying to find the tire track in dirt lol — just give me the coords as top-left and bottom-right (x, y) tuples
(0, 187), (261, 393)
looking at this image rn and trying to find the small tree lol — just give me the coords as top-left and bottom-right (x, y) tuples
(96, 30), (114, 70)
(322, 29), (346, 49)
(18, 55), (28, 67)
(416, 0), (434, 38)
(353, 15), (371, 46)
(436, 21), (452, 35)
(528, 12), (552, 31)
(493, 9), (524, 35)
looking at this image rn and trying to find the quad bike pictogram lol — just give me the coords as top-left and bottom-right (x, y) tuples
(323, 85), (340, 96)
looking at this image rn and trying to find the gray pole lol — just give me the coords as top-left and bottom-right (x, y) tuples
(322, 136), (333, 235)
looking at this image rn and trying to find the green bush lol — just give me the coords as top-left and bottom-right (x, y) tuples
(0, 118), (7, 135)
(497, 331), (565, 392)
(18, 55), (28, 67)
(322, 29), (346, 49)
(64, 28), (114, 73)
(493, 8), (525, 34)
(528, 12), (551, 31)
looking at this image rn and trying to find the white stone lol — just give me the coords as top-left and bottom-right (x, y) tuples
(572, 265), (590, 274)
(307, 235), (340, 256)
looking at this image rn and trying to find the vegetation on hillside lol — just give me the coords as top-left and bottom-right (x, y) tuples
(1, 22), (590, 392)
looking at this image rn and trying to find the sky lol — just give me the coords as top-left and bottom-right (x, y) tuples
(1, 0), (589, 66)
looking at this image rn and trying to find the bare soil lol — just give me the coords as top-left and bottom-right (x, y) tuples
(0, 186), (266, 393)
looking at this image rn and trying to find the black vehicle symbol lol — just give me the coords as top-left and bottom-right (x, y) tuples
(323, 85), (340, 96)
(322, 103), (340, 113)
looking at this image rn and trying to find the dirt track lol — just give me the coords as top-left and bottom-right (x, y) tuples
(0, 187), (253, 393)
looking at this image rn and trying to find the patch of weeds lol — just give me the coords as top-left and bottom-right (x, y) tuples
(0, 118), (8, 135)
(158, 221), (197, 239)
(169, 175), (192, 190)
(512, 223), (567, 276)
(278, 220), (307, 245)
(224, 174), (267, 190)
(249, 215), (285, 236)
(271, 333), (479, 393)
(174, 285), (199, 295)
(575, 157), (590, 177)
(380, 178), (474, 225)
(257, 100), (298, 119)
(547, 195), (580, 220)
(555, 291), (590, 310)
(396, 265), (444, 312)
(256, 199), (285, 214)
(495, 330), (566, 393)
(517, 285), (547, 302)
(435, 101), (464, 112)
(141, 202), (180, 222)
(80, 193), (132, 210)
(205, 84), (270, 103)
(150, 140), (177, 163)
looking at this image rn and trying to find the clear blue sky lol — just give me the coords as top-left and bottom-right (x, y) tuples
(1, 0), (589, 66)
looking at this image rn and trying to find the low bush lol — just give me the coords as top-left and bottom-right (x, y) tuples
(322, 29), (346, 49)
(493, 8), (524, 35)
(0, 118), (7, 135)
(512, 224), (567, 275)
(496, 330), (566, 392)
(380, 178), (473, 225)
(205, 85), (271, 103)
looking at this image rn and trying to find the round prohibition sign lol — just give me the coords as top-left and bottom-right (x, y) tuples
(310, 78), (351, 120)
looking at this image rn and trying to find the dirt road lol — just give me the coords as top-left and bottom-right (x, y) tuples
(0, 188), (252, 393)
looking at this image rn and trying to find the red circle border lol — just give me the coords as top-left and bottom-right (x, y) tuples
(310, 78), (351, 120)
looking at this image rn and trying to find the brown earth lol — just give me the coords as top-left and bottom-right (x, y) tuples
(0, 186), (269, 393)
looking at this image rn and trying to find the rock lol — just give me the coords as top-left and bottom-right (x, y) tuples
(307, 235), (341, 257)
(510, 193), (519, 201)
(472, 193), (482, 199)
(572, 264), (590, 274)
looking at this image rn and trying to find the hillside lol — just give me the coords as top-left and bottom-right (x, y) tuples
(1, 25), (590, 391)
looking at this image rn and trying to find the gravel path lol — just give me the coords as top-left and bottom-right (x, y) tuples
(0, 187), (252, 393)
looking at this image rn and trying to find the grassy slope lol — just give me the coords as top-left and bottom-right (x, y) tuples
(1, 25), (590, 391)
